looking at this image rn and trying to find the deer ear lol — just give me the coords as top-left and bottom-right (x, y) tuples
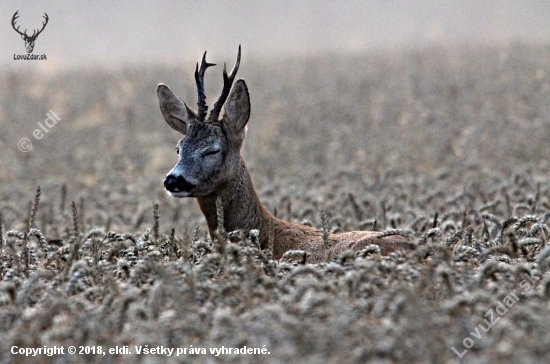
(157, 84), (196, 135)
(224, 79), (250, 135)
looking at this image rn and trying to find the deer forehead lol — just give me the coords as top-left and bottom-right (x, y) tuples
(182, 122), (225, 145)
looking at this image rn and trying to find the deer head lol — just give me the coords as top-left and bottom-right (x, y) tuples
(12, 11), (49, 54)
(158, 46), (250, 198)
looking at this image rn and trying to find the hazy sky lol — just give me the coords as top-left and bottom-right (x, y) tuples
(2, 1), (550, 69)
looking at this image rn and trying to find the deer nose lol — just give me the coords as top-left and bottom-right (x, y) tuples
(164, 174), (196, 192)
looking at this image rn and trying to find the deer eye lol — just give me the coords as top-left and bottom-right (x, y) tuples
(175, 146), (180, 155)
(202, 148), (220, 157)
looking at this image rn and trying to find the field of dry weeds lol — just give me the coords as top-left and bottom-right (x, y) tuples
(1, 43), (550, 363)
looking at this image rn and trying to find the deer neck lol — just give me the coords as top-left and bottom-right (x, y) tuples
(196, 158), (273, 245)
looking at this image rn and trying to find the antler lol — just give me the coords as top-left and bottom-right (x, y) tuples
(194, 52), (216, 122)
(11, 11), (26, 37)
(209, 45), (241, 122)
(11, 11), (49, 40)
(30, 13), (49, 39)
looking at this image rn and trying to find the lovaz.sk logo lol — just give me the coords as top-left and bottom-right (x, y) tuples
(12, 10), (48, 61)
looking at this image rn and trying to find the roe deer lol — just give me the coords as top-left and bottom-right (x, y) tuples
(158, 46), (415, 263)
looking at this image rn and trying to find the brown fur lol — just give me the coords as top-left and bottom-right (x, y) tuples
(195, 154), (414, 263)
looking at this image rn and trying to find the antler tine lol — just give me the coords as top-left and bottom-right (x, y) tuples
(209, 45), (241, 122)
(37, 13), (49, 34)
(11, 11), (19, 25)
(11, 11), (26, 36)
(31, 13), (49, 39)
(194, 51), (216, 122)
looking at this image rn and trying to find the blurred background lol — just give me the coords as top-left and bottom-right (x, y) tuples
(1, 1), (550, 235)
(2, 1), (550, 68)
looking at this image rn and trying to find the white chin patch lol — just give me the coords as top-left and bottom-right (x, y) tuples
(169, 191), (190, 198)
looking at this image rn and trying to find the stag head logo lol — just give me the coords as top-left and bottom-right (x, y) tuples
(11, 11), (49, 54)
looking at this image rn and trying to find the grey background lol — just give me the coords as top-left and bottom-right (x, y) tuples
(2, 1), (550, 69)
